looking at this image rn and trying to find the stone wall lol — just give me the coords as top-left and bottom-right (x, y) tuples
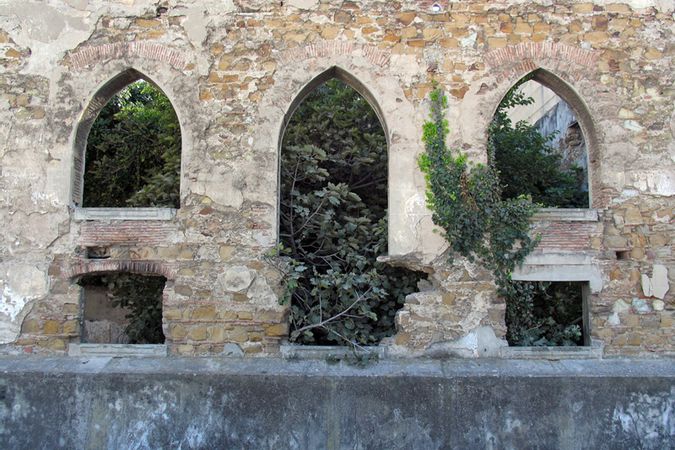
(0, 0), (672, 357)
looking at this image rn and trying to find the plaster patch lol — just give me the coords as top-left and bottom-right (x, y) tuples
(608, 299), (630, 326)
(247, 276), (277, 305)
(0, 263), (49, 344)
(182, 5), (208, 46)
(460, 31), (477, 49)
(287, 0), (319, 9)
(641, 265), (669, 299)
(612, 389), (674, 447)
(0, 2), (92, 73)
(219, 266), (254, 293)
(426, 326), (506, 358)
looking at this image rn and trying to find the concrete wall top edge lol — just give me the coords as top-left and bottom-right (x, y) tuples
(0, 356), (673, 379)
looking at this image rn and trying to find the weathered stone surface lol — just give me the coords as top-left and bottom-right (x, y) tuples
(0, 357), (673, 449)
(641, 264), (670, 299)
(0, 0), (672, 357)
(218, 266), (254, 293)
(0, 263), (49, 344)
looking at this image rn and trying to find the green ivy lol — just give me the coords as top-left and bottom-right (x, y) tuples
(420, 87), (588, 347)
(419, 87), (538, 291)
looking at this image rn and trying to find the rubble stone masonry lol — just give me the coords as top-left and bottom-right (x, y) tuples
(0, 0), (672, 357)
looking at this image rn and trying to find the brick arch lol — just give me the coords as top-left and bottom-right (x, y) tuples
(67, 260), (177, 281)
(484, 42), (599, 83)
(70, 68), (185, 207)
(460, 44), (605, 208)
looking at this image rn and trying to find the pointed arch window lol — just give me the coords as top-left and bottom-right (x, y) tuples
(277, 67), (424, 346)
(72, 69), (181, 218)
(490, 69), (596, 209)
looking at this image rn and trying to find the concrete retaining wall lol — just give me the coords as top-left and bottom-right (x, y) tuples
(0, 357), (673, 449)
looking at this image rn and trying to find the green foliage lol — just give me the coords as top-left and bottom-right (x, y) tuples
(490, 80), (588, 208)
(80, 273), (166, 344)
(421, 86), (585, 347)
(278, 79), (422, 347)
(419, 87), (538, 282)
(83, 80), (181, 208)
(505, 281), (583, 346)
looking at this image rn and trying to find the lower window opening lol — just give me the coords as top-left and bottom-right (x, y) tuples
(78, 273), (166, 344)
(505, 281), (588, 347)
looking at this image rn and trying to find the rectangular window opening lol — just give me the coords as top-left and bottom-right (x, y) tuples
(506, 280), (589, 348)
(77, 273), (166, 345)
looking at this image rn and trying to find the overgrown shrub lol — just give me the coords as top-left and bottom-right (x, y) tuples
(419, 87), (537, 287)
(83, 80), (181, 208)
(79, 273), (166, 344)
(420, 86), (586, 347)
(278, 79), (423, 347)
(505, 281), (583, 346)
(490, 80), (588, 208)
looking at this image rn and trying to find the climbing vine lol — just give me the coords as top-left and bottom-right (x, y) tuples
(419, 87), (538, 301)
(420, 87), (586, 346)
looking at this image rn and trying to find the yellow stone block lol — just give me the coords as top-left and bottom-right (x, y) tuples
(423, 28), (442, 40)
(238, 311), (253, 320)
(208, 326), (226, 342)
(396, 12), (416, 26)
(514, 22), (533, 34)
(401, 26), (418, 39)
(192, 305), (216, 320)
(533, 22), (551, 33)
(188, 326), (208, 341)
(62, 320), (78, 335)
(43, 320), (60, 335)
(572, 3), (594, 13)
(5, 48), (21, 58)
(321, 26), (340, 39)
(265, 323), (288, 337)
(487, 37), (508, 48)
(606, 3), (632, 14)
(584, 31), (609, 44)
(171, 324), (188, 340)
(135, 18), (160, 28)
(22, 319), (40, 333)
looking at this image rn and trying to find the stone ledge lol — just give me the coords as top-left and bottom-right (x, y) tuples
(72, 207), (177, 221)
(500, 345), (603, 360)
(531, 207), (598, 222)
(280, 344), (387, 360)
(2, 356), (672, 378)
(68, 343), (168, 357)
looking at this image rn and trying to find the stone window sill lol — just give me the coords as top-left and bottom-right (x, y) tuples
(72, 207), (177, 221)
(500, 344), (602, 360)
(68, 343), (167, 357)
(280, 344), (386, 360)
(531, 208), (598, 222)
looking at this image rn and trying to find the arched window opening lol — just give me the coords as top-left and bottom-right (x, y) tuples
(279, 76), (424, 347)
(78, 273), (166, 344)
(489, 73), (590, 208)
(78, 74), (181, 208)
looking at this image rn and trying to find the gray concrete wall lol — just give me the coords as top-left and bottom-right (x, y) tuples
(0, 357), (672, 449)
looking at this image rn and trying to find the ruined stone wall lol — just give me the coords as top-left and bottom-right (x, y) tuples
(0, 0), (672, 357)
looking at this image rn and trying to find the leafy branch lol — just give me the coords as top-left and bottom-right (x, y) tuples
(419, 87), (538, 292)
